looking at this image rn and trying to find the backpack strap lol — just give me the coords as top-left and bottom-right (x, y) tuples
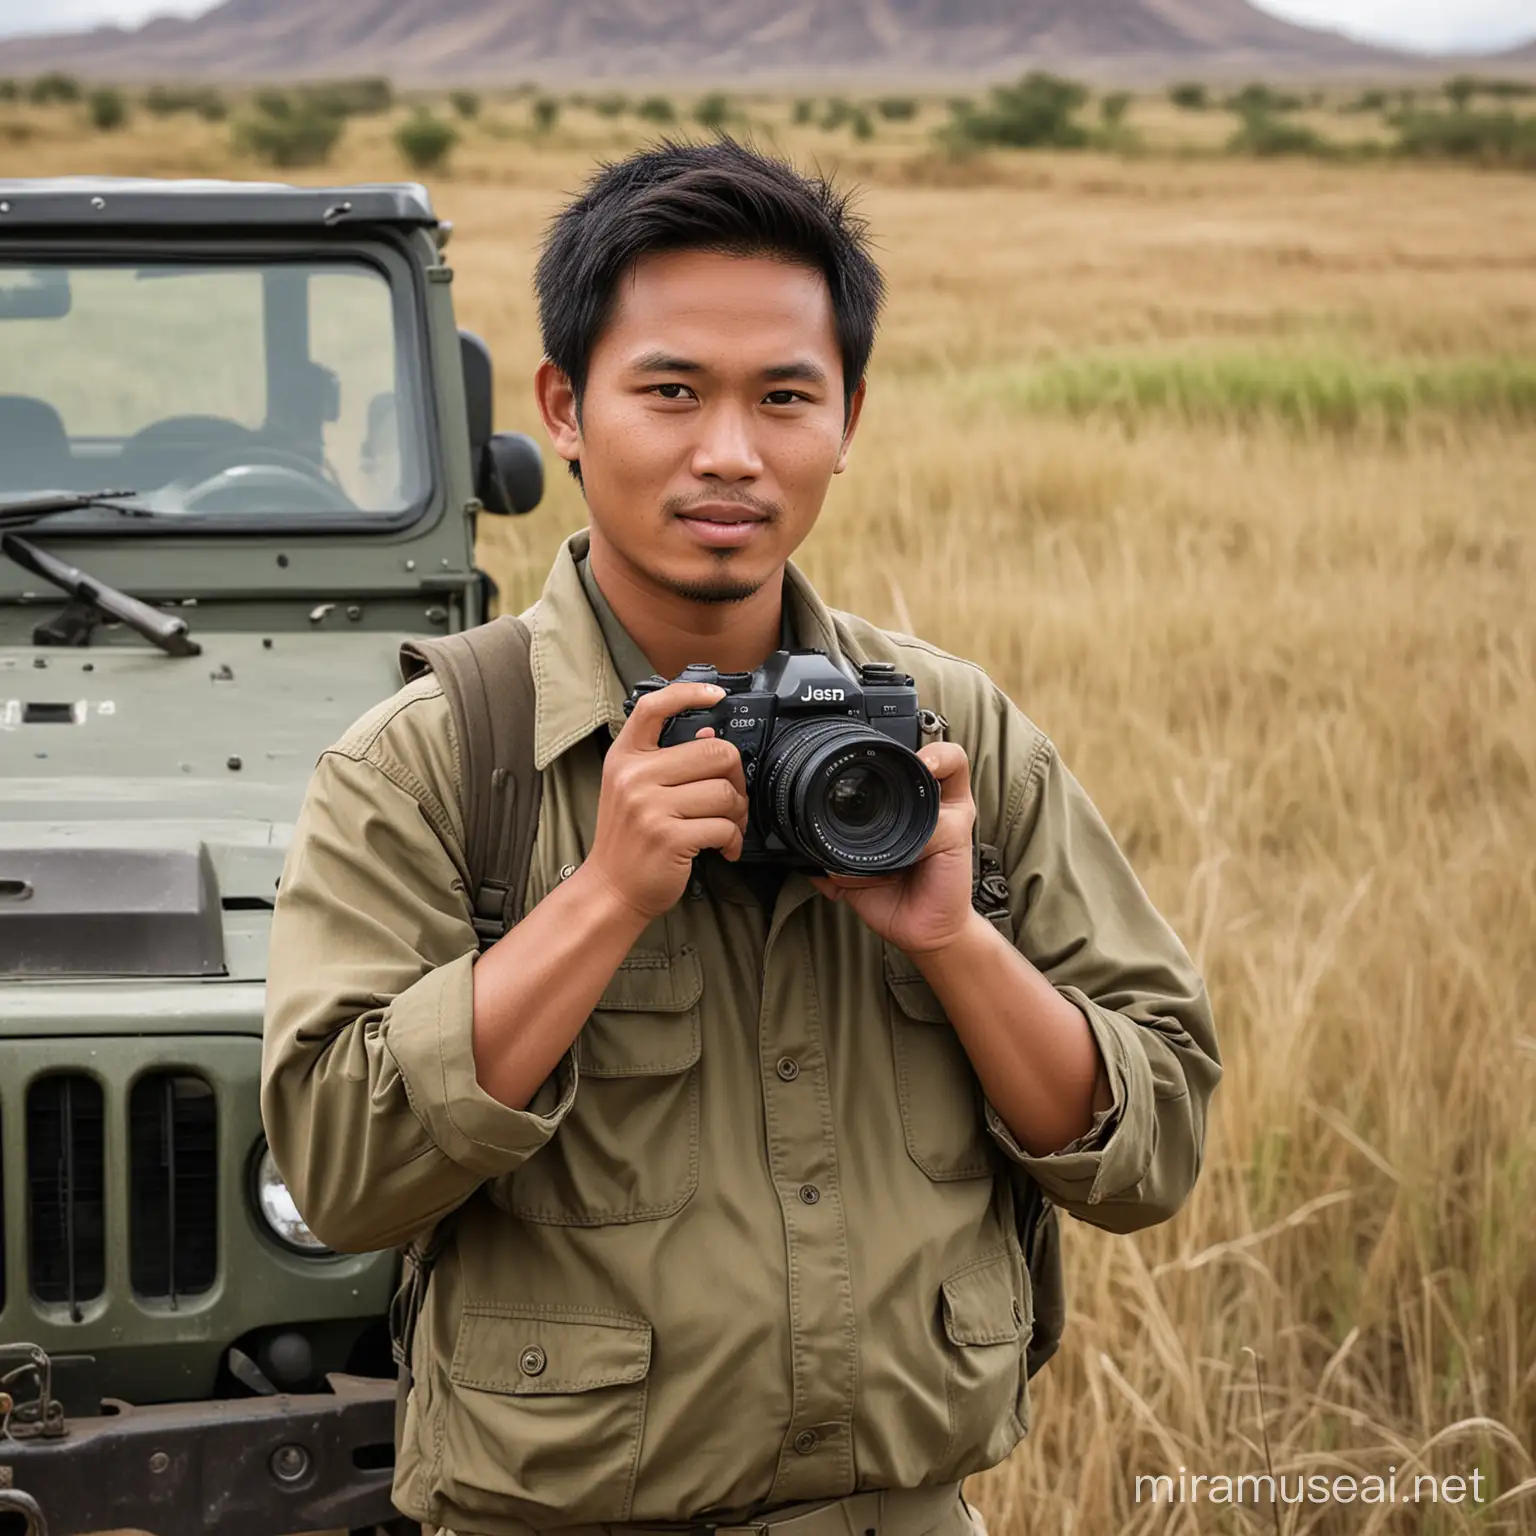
(400, 614), (544, 951)
(390, 615), (545, 1421)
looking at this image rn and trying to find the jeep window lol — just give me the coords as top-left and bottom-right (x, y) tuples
(0, 258), (427, 523)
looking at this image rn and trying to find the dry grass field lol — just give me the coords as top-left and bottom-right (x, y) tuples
(11, 90), (1535, 1536)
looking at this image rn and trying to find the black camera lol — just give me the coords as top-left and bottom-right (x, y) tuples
(623, 650), (940, 876)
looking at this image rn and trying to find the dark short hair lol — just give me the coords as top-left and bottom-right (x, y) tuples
(535, 138), (885, 472)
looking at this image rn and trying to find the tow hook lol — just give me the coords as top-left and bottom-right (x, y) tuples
(0, 1485), (50, 1536)
(0, 1345), (67, 1442)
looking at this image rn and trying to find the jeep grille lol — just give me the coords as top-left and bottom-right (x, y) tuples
(26, 1075), (106, 1319)
(129, 1074), (219, 1302)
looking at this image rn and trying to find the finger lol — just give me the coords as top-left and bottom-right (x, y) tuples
(621, 681), (727, 752)
(691, 816), (746, 860)
(648, 734), (748, 792)
(919, 742), (972, 803)
(664, 778), (751, 824)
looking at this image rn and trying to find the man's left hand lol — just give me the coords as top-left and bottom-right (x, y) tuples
(809, 742), (978, 956)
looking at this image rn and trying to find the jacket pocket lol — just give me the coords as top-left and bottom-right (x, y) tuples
(885, 944), (994, 1181)
(436, 1303), (653, 1525)
(940, 1247), (1030, 1474)
(497, 943), (704, 1225)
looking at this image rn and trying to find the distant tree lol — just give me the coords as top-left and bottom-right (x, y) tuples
(0, 80), (17, 103)
(820, 96), (854, 131)
(253, 88), (293, 120)
(87, 86), (128, 132)
(1444, 74), (1477, 110)
(395, 109), (459, 171)
(850, 107), (875, 140)
(29, 72), (81, 105)
(449, 89), (481, 120)
(1224, 82), (1303, 116)
(531, 96), (560, 133)
(1100, 90), (1132, 125)
(636, 95), (676, 124)
(876, 95), (919, 121)
(946, 72), (1091, 150)
(1169, 81), (1208, 110)
(593, 93), (628, 118)
(234, 92), (346, 168)
(694, 92), (732, 132)
(792, 97), (815, 125)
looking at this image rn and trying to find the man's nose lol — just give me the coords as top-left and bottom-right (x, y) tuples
(690, 402), (763, 482)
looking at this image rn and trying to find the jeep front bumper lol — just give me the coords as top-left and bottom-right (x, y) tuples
(0, 1370), (399, 1536)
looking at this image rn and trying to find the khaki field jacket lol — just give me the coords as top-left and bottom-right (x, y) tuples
(261, 527), (1220, 1534)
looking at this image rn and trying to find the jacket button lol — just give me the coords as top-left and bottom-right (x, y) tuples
(519, 1346), (547, 1377)
(798, 1184), (820, 1206)
(793, 1429), (819, 1455)
(776, 1057), (800, 1082)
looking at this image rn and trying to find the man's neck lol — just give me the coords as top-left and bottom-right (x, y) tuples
(587, 532), (787, 681)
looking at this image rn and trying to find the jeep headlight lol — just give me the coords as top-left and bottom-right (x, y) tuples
(253, 1143), (330, 1254)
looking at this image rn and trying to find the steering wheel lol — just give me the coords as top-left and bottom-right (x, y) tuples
(158, 446), (357, 515)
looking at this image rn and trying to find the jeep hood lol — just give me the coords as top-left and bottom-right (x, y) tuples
(1, 631), (414, 990)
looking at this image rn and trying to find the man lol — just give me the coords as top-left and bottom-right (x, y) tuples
(262, 140), (1220, 1536)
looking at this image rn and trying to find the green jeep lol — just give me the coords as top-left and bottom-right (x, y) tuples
(0, 177), (543, 1536)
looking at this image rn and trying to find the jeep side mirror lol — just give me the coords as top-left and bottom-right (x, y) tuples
(459, 328), (543, 515)
(480, 432), (544, 516)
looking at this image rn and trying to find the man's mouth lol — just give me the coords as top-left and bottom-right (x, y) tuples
(676, 506), (769, 525)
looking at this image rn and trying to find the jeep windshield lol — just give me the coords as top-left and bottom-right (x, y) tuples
(0, 256), (429, 526)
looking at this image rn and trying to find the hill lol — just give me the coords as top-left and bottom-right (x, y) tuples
(0, 0), (1417, 82)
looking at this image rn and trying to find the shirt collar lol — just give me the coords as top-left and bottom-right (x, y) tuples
(524, 527), (850, 772)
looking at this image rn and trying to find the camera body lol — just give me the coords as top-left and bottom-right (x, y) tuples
(623, 650), (939, 875)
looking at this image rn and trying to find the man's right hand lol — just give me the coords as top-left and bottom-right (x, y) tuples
(586, 681), (750, 922)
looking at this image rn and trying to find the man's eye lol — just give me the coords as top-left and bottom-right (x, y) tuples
(652, 383), (695, 401)
(764, 390), (807, 406)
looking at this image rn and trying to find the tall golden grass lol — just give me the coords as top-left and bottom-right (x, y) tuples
(17, 100), (1535, 1535)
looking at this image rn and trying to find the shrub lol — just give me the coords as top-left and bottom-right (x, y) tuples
(28, 72), (81, 105)
(1227, 113), (1332, 158)
(592, 93), (628, 118)
(314, 76), (393, 116)
(1343, 88), (1389, 114)
(636, 95), (676, 124)
(1169, 81), (1208, 111)
(850, 107), (875, 141)
(0, 80), (16, 103)
(531, 96), (560, 133)
(1225, 82), (1304, 116)
(87, 86), (128, 132)
(694, 92), (732, 132)
(145, 85), (227, 120)
(449, 89), (480, 120)
(820, 96), (854, 131)
(395, 109), (459, 172)
(876, 96), (918, 121)
(1393, 108), (1536, 170)
(792, 97), (815, 125)
(945, 72), (1091, 150)
(233, 95), (345, 168)
(1100, 90), (1132, 125)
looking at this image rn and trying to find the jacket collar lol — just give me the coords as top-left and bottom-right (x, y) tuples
(523, 527), (849, 772)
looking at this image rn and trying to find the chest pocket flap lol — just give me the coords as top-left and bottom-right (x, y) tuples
(577, 945), (704, 1077)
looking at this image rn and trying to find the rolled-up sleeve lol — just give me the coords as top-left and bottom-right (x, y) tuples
(984, 728), (1220, 1233)
(261, 735), (573, 1254)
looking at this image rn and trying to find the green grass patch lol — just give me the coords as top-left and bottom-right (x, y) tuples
(982, 349), (1536, 436)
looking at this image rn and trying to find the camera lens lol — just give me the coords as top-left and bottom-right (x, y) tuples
(826, 764), (891, 831)
(758, 718), (939, 876)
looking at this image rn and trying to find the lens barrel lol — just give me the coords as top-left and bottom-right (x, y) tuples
(758, 718), (939, 875)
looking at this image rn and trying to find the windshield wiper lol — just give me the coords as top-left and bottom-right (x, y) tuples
(2, 531), (200, 658)
(0, 489), (152, 531)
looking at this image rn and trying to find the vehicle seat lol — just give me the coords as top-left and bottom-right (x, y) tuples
(118, 415), (256, 490)
(0, 395), (75, 491)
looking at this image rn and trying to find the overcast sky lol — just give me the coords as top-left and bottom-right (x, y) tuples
(0, 0), (1532, 53)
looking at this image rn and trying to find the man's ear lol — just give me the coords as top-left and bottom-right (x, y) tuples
(834, 377), (868, 475)
(535, 359), (583, 469)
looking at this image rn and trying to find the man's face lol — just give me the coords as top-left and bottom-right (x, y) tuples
(537, 248), (864, 605)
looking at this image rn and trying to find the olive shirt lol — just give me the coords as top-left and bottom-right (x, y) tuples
(260, 526), (1221, 1536)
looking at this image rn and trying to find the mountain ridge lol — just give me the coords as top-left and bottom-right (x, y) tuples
(0, 0), (1431, 82)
